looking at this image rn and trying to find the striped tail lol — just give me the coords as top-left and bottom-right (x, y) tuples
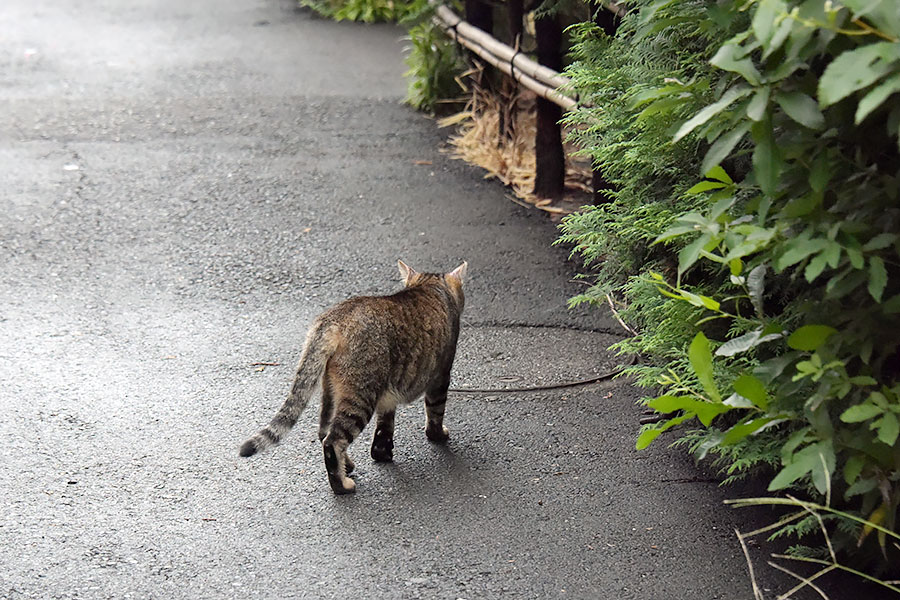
(239, 323), (333, 457)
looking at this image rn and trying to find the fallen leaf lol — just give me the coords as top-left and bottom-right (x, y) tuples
(413, 160), (432, 165)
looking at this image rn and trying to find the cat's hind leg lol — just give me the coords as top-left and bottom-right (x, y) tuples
(322, 395), (373, 494)
(370, 391), (399, 462)
(371, 408), (395, 462)
(424, 384), (450, 443)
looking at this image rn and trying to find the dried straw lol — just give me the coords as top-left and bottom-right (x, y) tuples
(438, 73), (592, 214)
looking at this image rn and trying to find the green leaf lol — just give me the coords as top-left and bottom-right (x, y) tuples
(636, 414), (690, 450)
(721, 417), (777, 445)
(746, 87), (770, 121)
(775, 236), (828, 271)
(678, 233), (711, 274)
(845, 477), (878, 498)
(843, 454), (865, 486)
(647, 394), (696, 414)
(733, 374), (768, 409)
(705, 165), (733, 185)
(846, 246), (864, 269)
(878, 412), (899, 446)
(770, 441), (834, 493)
(804, 253), (829, 282)
(781, 193), (822, 218)
(776, 91), (825, 129)
(674, 86), (752, 143)
(841, 0), (900, 34)
(752, 0), (786, 49)
(818, 42), (900, 108)
(763, 14), (794, 60)
(702, 124), (750, 176)
(863, 233), (898, 251)
(787, 325), (837, 351)
(780, 426), (811, 464)
(769, 450), (815, 491)
(711, 42), (761, 86)
(689, 332), (720, 402)
(693, 402), (731, 427)
(685, 181), (727, 195)
(856, 73), (900, 124)
(751, 119), (782, 196)
(715, 329), (781, 357)
(809, 441), (836, 495)
(823, 241), (841, 268)
(840, 403), (884, 423)
(808, 152), (831, 193)
(653, 225), (698, 245)
(868, 256), (888, 302)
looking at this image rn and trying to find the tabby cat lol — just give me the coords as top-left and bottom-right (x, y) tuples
(239, 260), (467, 495)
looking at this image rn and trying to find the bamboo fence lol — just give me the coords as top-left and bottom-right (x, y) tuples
(431, 4), (578, 112)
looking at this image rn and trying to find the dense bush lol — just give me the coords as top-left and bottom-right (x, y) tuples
(560, 0), (900, 569)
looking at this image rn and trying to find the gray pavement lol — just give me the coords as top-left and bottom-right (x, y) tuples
(1, 0), (847, 598)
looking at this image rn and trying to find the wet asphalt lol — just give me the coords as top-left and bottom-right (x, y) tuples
(0, 0), (849, 598)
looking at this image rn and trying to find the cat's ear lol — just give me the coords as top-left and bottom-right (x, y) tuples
(398, 260), (417, 284)
(448, 261), (468, 284)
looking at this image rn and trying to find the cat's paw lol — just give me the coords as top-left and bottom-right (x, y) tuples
(425, 425), (450, 443)
(328, 474), (356, 495)
(371, 441), (394, 463)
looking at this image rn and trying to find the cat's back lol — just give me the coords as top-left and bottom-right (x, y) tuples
(317, 284), (452, 341)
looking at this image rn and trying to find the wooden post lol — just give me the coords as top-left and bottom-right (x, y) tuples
(533, 12), (565, 200)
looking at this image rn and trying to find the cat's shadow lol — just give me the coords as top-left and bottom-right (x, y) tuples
(338, 439), (489, 503)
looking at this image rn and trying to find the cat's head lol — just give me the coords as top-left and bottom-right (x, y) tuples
(397, 260), (467, 303)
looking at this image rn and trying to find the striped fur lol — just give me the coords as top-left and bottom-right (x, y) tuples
(238, 323), (337, 458)
(239, 260), (467, 495)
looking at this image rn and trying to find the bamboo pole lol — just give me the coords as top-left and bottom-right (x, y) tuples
(432, 6), (577, 112)
(434, 5), (570, 91)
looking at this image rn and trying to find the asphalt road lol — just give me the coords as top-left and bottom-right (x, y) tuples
(1, 0), (851, 598)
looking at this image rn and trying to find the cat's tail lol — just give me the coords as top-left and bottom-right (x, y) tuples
(239, 321), (335, 457)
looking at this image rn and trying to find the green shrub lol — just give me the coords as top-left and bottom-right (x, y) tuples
(561, 0), (900, 569)
(404, 20), (466, 113)
(300, 0), (422, 23)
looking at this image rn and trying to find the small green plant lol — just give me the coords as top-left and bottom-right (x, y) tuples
(404, 20), (466, 113)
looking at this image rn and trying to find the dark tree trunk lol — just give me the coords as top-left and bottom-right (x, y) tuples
(594, 4), (621, 37)
(533, 13), (564, 200)
(464, 0), (493, 33)
(507, 0), (524, 46)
